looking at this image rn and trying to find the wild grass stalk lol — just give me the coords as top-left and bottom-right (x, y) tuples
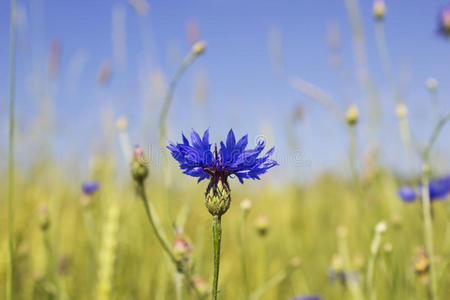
(366, 221), (386, 300)
(7, 0), (17, 299)
(97, 203), (120, 300)
(158, 41), (206, 145)
(237, 200), (251, 299)
(420, 113), (450, 299)
(158, 41), (206, 223)
(374, 14), (415, 174)
(133, 172), (202, 298)
(337, 226), (364, 300)
(344, 0), (380, 138)
(249, 260), (299, 300)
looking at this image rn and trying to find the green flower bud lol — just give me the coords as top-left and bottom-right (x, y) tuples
(345, 104), (359, 126)
(131, 146), (149, 183)
(194, 276), (209, 297)
(173, 234), (192, 265)
(205, 180), (231, 216)
(373, 0), (386, 20)
(192, 40), (207, 56)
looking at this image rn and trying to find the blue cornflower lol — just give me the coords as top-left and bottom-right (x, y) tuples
(398, 186), (417, 202)
(293, 296), (321, 300)
(167, 129), (278, 195)
(398, 175), (450, 202)
(82, 181), (100, 195)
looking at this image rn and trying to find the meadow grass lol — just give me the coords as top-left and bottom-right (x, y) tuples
(2, 158), (450, 299)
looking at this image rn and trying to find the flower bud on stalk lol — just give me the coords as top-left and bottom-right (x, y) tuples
(373, 0), (386, 21)
(131, 146), (149, 183)
(255, 214), (270, 237)
(173, 234), (192, 266)
(192, 40), (207, 56)
(396, 103), (408, 120)
(205, 180), (231, 216)
(345, 104), (359, 126)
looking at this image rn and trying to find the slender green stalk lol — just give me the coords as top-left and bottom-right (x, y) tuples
(175, 271), (183, 300)
(249, 263), (296, 300)
(419, 113), (450, 300)
(159, 51), (202, 145)
(136, 181), (203, 299)
(237, 209), (250, 299)
(421, 171), (436, 300)
(348, 125), (363, 201)
(366, 226), (384, 300)
(7, 0), (17, 299)
(211, 215), (222, 300)
(337, 228), (363, 300)
(374, 19), (415, 174)
(158, 45), (204, 225)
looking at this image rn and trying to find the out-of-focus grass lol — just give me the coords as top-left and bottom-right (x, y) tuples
(1, 155), (450, 299)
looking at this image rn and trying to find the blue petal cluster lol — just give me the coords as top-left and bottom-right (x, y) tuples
(167, 129), (278, 187)
(398, 175), (450, 202)
(82, 181), (100, 195)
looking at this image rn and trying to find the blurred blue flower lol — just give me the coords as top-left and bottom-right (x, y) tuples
(398, 175), (450, 202)
(82, 181), (100, 195)
(293, 296), (321, 300)
(398, 186), (417, 202)
(167, 129), (278, 192)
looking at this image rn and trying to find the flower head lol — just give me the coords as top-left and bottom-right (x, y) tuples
(131, 145), (149, 182)
(168, 129), (278, 192)
(373, 0), (386, 20)
(398, 175), (450, 202)
(439, 7), (450, 37)
(345, 104), (359, 125)
(82, 181), (100, 195)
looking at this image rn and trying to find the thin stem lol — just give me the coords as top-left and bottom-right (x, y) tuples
(337, 229), (363, 300)
(159, 52), (197, 145)
(375, 20), (415, 173)
(7, 0), (17, 299)
(249, 264), (296, 300)
(136, 181), (203, 299)
(423, 113), (450, 162)
(211, 215), (222, 300)
(175, 271), (183, 300)
(421, 172), (436, 300)
(419, 113), (450, 300)
(348, 125), (363, 201)
(237, 210), (250, 299)
(366, 230), (382, 300)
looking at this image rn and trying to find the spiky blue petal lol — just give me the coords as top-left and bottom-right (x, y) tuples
(167, 129), (278, 185)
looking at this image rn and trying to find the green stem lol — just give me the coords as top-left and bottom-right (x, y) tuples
(7, 0), (17, 299)
(366, 230), (382, 300)
(136, 181), (203, 299)
(337, 229), (363, 300)
(374, 20), (415, 174)
(421, 171), (436, 300)
(159, 52), (197, 145)
(237, 211), (250, 299)
(348, 125), (363, 201)
(211, 215), (222, 300)
(419, 113), (450, 300)
(249, 264), (295, 300)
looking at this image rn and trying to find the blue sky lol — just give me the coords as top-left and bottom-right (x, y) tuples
(1, 0), (450, 181)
